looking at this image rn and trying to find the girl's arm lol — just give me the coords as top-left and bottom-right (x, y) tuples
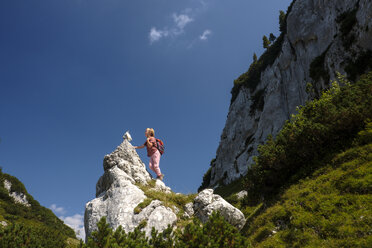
(134, 145), (145, 149)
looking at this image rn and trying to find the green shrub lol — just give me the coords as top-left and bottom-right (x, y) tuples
(243, 72), (372, 203)
(0, 222), (67, 248)
(262, 35), (271, 49)
(83, 213), (251, 248)
(354, 121), (372, 145)
(176, 212), (251, 248)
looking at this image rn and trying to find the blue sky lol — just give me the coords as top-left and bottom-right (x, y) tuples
(0, 0), (292, 239)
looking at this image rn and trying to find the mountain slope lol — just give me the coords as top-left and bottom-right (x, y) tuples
(245, 124), (372, 247)
(0, 169), (78, 247)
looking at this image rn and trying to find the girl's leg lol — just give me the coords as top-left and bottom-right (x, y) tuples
(149, 158), (155, 173)
(150, 151), (162, 177)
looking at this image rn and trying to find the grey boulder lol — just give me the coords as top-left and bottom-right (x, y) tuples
(193, 189), (246, 230)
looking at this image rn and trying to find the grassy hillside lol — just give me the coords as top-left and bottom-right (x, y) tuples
(244, 124), (372, 247)
(0, 169), (79, 247)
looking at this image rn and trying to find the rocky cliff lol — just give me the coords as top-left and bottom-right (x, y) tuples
(84, 132), (246, 241)
(208, 0), (372, 187)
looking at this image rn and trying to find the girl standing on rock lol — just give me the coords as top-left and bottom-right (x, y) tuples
(134, 128), (164, 181)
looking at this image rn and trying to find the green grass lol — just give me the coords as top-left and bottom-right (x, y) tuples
(134, 198), (153, 214)
(214, 176), (245, 199)
(245, 140), (372, 247)
(136, 180), (196, 221)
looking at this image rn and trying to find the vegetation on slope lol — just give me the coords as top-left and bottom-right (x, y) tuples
(0, 169), (78, 247)
(243, 72), (372, 203)
(81, 213), (250, 248)
(135, 179), (196, 223)
(244, 122), (372, 247)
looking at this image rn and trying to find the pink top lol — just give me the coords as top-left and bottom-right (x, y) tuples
(144, 137), (157, 157)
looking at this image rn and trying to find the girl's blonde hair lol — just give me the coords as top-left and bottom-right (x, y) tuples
(146, 128), (155, 137)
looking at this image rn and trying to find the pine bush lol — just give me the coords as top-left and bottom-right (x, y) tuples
(82, 212), (251, 248)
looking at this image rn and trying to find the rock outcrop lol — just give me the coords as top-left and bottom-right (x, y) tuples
(193, 189), (246, 230)
(84, 132), (176, 240)
(3, 179), (31, 207)
(236, 190), (248, 200)
(209, 0), (372, 186)
(183, 202), (194, 219)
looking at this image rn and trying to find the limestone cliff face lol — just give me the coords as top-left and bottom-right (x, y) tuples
(209, 0), (372, 186)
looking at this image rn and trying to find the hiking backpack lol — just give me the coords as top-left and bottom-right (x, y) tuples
(156, 138), (165, 155)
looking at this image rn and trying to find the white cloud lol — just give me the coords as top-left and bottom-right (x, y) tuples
(149, 27), (169, 43)
(50, 204), (66, 215)
(200, 29), (212, 40)
(173, 14), (193, 29)
(60, 214), (85, 240)
(148, 0), (211, 45)
(149, 12), (193, 44)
